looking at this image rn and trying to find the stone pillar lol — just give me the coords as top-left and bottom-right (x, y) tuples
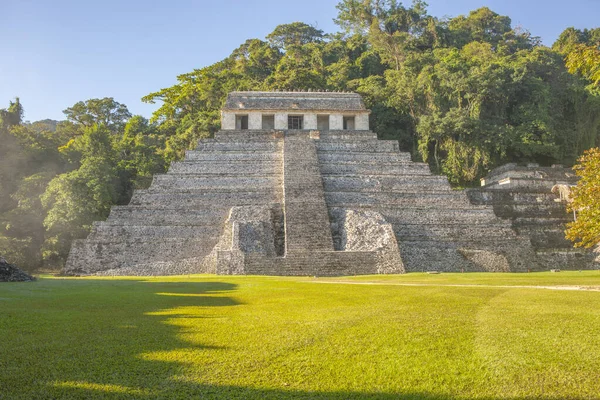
(355, 113), (370, 130)
(248, 112), (262, 130)
(330, 114), (343, 130)
(304, 113), (317, 130)
(275, 113), (287, 130)
(222, 112), (236, 130)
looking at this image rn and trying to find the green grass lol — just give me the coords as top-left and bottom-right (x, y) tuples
(1, 272), (600, 399)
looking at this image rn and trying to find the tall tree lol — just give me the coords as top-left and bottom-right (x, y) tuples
(266, 22), (324, 50)
(63, 97), (131, 133)
(566, 148), (600, 248)
(566, 44), (600, 87)
(0, 98), (24, 129)
(335, 0), (435, 70)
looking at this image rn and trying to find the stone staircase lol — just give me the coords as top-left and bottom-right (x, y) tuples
(211, 130), (403, 276)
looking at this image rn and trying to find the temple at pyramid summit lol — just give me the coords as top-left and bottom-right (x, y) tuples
(64, 91), (598, 276)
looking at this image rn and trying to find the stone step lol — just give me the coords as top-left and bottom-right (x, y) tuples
(212, 130), (283, 141)
(324, 183), (451, 193)
(185, 151), (282, 162)
(152, 175), (281, 190)
(130, 191), (280, 208)
(512, 217), (572, 227)
(318, 152), (411, 163)
(534, 248), (597, 270)
(378, 209), (501, 225)
(350, 203), (492, 212)
(320, 160), (422, 167)
(131, 189), (279, 204)
(319, 131), (378, 140)
(169, 160), (281, 175)
(195, 141), (281, 152)
(315, 141), (400, 153)
(536, 247), (592, 255)
(468, 190), (559, 205)
(322, 175), (450, 192)
(325, 191), (470, 207)
(484, 166), (577, 186)
(93, 257), (213, 276)
(243, 251), (384, 276)
(320, 163), (431, 176)
(400, 245), (469, 272)
(66, 237), (216, 272)
(397, 243), (525, 272)
(106, 206), (228, 225)
(393, 224), (517, 241)
(90, 223), (223, 239)
(483, 177), (575, 191)
(491, 203), (568, 219)
(521, 229), (573, 248)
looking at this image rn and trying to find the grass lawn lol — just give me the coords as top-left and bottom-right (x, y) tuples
(1, 272), (600, 399)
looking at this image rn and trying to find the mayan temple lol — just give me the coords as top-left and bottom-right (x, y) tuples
(64, 91), (597, 276)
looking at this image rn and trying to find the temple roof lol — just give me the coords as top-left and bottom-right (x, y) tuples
(223, 91), (368, 112)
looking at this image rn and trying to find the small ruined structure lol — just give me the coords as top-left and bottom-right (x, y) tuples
(468, 164), (597, 269)
(0, 257), (35, 282)
(65, 91), (594, 276)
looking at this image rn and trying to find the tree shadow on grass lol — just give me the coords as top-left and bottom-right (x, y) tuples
(0, 277), (593, 400)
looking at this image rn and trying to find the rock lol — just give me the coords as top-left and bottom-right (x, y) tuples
(0, 257), (35, 282)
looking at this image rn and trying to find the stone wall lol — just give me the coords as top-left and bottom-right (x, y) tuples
(222, 111), (371, 131)
(248, 112), (262, 130)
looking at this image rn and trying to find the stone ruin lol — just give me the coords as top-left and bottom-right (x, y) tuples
(0, 256), (35, 282)
(467, 163), (598, 269)
(64, 91), (597, 276)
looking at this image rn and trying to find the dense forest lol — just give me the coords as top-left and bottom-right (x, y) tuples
(1, 1), (599, 271)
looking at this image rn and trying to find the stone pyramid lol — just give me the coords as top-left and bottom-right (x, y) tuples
(65, 91), (540, 276)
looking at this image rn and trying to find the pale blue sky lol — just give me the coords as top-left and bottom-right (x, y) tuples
(2, 0), (598, 122)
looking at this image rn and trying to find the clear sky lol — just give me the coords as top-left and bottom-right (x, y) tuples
(2, 0), (598, 122)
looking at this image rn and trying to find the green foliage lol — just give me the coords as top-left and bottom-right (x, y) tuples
(116, 116), (167, 191)
(0, 97), (24, 129)
(553, 27), (600, 55)
(266, 22), (324, 49)
(63, 97), (132, 132)
(566, 44), (600, 87)
(41, 157), (120, 264)
(566, 148), (600, 248)
(0, 98), (167, 270)
(335, 0), (435, 69)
